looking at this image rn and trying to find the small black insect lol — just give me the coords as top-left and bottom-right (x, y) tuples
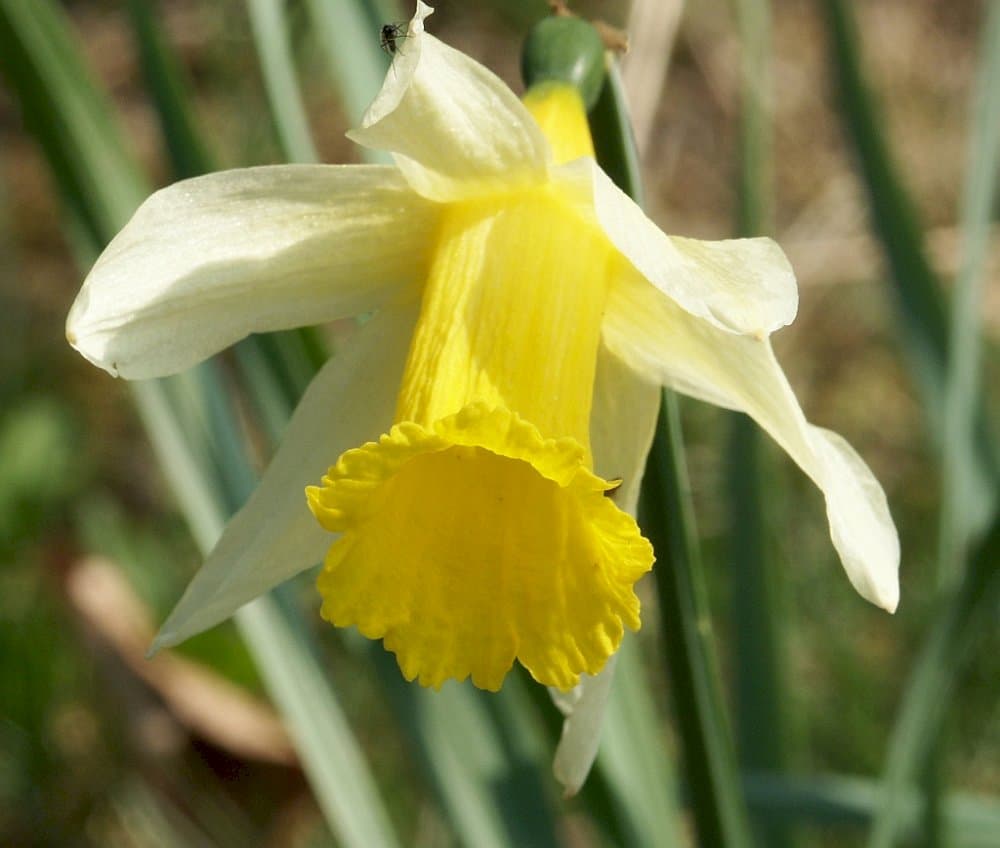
(380, 22), (407, 55)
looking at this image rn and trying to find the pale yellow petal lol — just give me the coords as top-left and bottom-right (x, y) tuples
(68, 165), (437, 378)
(589, 342), (660, 515)
(347, 2), (550, 202)
(603, 266), (900, 611)
(150, 306), (418, 652)
(556, 159), (799, 336)
(552, 653), (618, 797)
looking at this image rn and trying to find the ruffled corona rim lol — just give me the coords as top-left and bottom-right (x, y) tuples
(306, 403), (654, 691)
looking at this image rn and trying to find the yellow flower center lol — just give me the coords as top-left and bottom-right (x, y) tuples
(306, 84), (653, 691)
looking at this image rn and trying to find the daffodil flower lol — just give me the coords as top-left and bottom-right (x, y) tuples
(67, 1), (898, 790)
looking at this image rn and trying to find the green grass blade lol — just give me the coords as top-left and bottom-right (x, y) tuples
(867, 515), (1000, 848)
(743, 771), (1000, 844)
(244, 0), (320, 163)
(351, 640), (561, 848)
(125, 0), (213, 179)
(733, 0), (773, 238)
(236, 598), (404, 847)
(819, 0), (997, 494)
(728, 415), (793, 840)
(591, 61), (753, 847)
(938, 1), (1000, 575)
(303, 0), (397, 164)
(729, 1), (794, 844)
(0, 0), (147, 235)
(640, 395), (755, 848)
(230, 335), (313, 445)
(598, 636), (684, 847)
(921, 9), (1000, 840)
(818, 0), (949, 413)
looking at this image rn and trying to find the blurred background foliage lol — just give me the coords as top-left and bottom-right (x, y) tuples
(0, 0), (997, 846)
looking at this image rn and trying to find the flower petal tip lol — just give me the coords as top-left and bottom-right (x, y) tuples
(65, 319), (121, 378)
(413, 1), (434, 27)
(876, 581), (900, 615)
(146, 632), (174, 658)
(560, 782), (582, 801)
(851, 546), (899, 614)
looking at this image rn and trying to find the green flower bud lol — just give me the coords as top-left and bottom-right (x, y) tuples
(521, 16), (606, 111)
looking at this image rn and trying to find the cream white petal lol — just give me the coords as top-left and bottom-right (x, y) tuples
(550, 345), (660, 796)
(588, 343), (661, 515)
(67, 165), (437, 379)
(150, 305), (418, 653)
(347, 2), (550, 202)
(603, 267), (900, 611)
(552, 653), (618, 798)
(556, 159), (798, 336)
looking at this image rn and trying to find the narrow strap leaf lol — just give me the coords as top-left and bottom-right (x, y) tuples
(244, 0), (320, 163)
(730, 2), (795, 845)
(819, 0), (998, 493)
(867, 516), (1000, 848)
